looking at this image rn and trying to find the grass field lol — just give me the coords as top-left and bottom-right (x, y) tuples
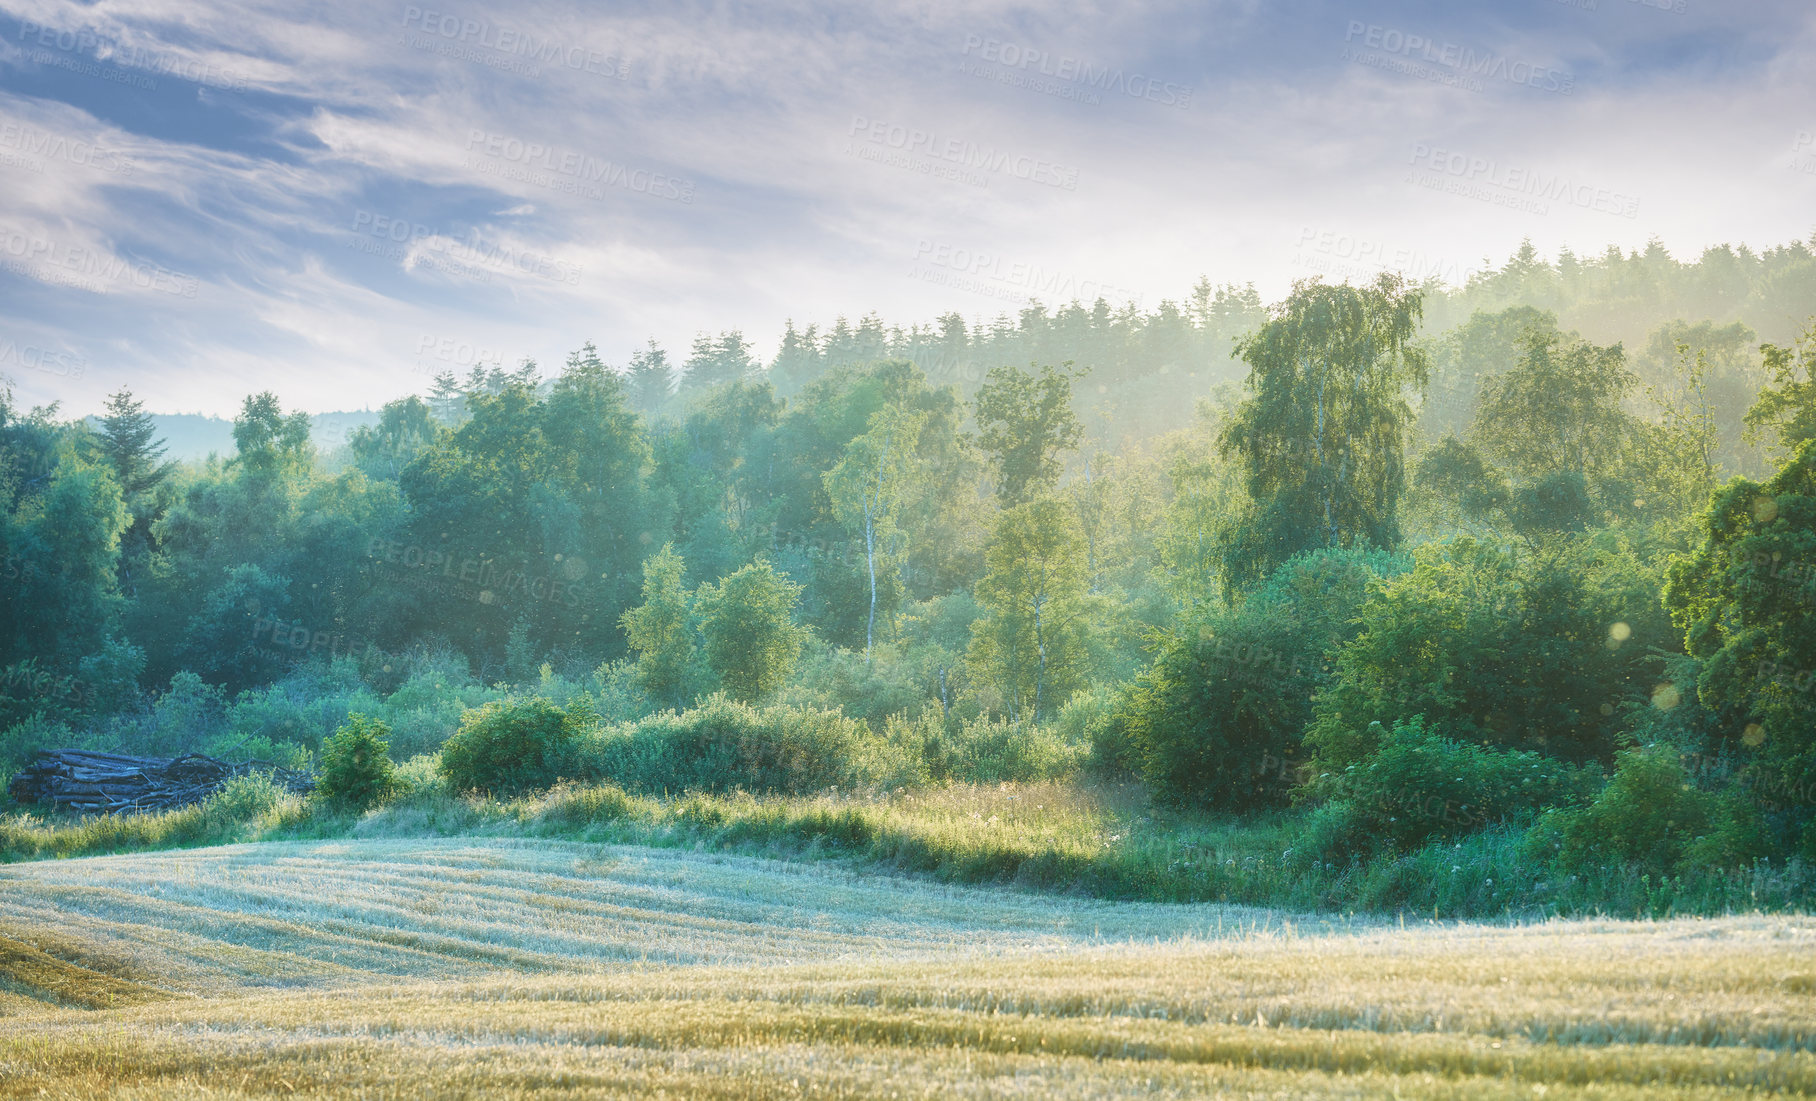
(0, 838), (1811, 1098)
(12, 776), (1806, 921)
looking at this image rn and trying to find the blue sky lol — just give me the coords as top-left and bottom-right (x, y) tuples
(0, 0), (1811, 417)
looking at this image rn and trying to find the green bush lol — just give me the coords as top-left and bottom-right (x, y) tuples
(586, 694), (918, 795)
(316, 715), (398, 810)
(1306, 538), (1658, 771)
(223, 666), (381, 757)
(1535, 743), (1767, 875)
(1119, 547), (1398, 810)
(780, 644), (929, 729)
(923, 713), (1086, 784)
(144, 672), (228, 756)
(440, 697), (585, 794)
(1052, 687), (1125, 776)
(1305, 717), (1592, 857)
(389, 752), (446, 798)
(203, 771), (289, 828)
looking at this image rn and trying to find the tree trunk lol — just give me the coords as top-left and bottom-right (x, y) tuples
(864, 504), (878, 664)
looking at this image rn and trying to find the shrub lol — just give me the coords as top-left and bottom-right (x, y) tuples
(924, 713), (1086, 784)
(316, 715), (398, 810)
(1052, 687), (1124, 776)
(780, 644), (929, 729)
(381, 667), (498, 759)
(145, 672), (228, 756)
(1121, 608), (1316, 812)
(223, 667), (381, 756)
(1120, 547), (1398, 810)
(587, 694), (918, 795)
(1305, 717), (1592, 857)
(203, 771), (289, 829)
(1306, 538), (1657, 771)
(1535, 743), (1768, 875)
(390, 753), (446, 798)
(440, 697), (584, 794)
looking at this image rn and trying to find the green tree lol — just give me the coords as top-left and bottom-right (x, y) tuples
(1664, 437), (1816, 851)
(1634, 320), (1759, 475)
(626, 340), (676, 415)
(1120, 548), (1396, 810)
(95, 388), (174, 505)
(681, 331), (757, 395)
(1217, 275), (1427, 592)
(973, 363), (1084, 507)
(1412, 436), (1511, 534)
(348, 397), (440, 481)
(231, 392), (313, 480)
(1470, 329), (1633, 484)
(695, 559), (808, 700)
(1744, 319), (1816, 460)
(1416, 306), (1559, 442)
(317, 714), (398, 810)
(1158, 409), (1242, 604)
(0, 455), (128, 692)
(93, 388), (173, 599)
(968, 498), (1090, 722)
(619, 544), (697, 708)
(823, 403), (925, 660)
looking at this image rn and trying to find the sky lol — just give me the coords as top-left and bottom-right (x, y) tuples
(0, 0), (1812, 418)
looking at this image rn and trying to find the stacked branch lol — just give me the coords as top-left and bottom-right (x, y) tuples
(5, 750), (314, 815)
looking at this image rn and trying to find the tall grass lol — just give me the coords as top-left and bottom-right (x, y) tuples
(322, 777), (1816, 919)
(3, 770), (1808, 919)
(0, 774), (308, 862)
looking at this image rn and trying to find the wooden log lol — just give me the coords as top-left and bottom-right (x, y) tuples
(7, 748), (316, 815)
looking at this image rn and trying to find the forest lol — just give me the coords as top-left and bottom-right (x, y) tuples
(4, 235), (1815, 917)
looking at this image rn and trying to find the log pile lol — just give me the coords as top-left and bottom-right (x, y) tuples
(5, 750), (314, 815)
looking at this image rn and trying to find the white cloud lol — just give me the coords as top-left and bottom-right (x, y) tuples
(0, 0), (1812, 416)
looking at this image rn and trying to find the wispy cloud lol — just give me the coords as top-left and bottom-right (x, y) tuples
(0, 0), (1811, 416)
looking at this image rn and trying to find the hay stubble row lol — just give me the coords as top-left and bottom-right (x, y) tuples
(0, 838), (1809, 1097)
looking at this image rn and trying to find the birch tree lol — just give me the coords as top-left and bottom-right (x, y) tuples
(1217, 274), (1427, 594)
(967, 498), (1089, 723)
(824, 404), (925, 661)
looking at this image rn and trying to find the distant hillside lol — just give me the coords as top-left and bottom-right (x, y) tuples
(81, 411), (380, 463)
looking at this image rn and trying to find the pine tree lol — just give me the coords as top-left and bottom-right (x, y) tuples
(627, 340), (676, 414)
(96, 388), (174, 595)
(97, 389), (173, 503)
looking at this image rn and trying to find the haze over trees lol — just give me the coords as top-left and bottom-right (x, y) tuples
(5, 233), (1816, 913)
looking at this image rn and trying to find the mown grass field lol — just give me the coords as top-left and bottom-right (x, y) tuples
(0, 837), (1811, 1098)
